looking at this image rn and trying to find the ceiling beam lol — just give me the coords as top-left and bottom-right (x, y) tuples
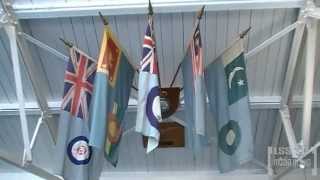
(12, 0), (304, 19)
(0, 149), (62, 180)
(1, 95), (320, 116)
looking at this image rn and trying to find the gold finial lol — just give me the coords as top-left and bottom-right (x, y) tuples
(59, 38), (73, 48)
(148, 0), (153, 16)
(239, 26), (251, 39)
(197, 5), (205, 20)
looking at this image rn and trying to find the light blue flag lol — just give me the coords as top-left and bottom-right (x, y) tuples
(135, 16), (162, 153)
(89, 26), (135, 167)
(204, 39), (254, 173)
(55, 47), (98, 180)
(181, 22), (207, 151)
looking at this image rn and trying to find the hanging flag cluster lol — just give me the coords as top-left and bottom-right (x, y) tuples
(55, 3), (255, 179)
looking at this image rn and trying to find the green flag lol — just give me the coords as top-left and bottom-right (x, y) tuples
(204, 39), (254, 172)
(89, 25), (135, 167)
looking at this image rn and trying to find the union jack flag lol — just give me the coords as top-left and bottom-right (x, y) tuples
(140, 17), (159, 74)
(190, 24), (203, 76)
(61, 48), (96, 120)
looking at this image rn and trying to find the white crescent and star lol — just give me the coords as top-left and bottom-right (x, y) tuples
(228, 67), (245, 89)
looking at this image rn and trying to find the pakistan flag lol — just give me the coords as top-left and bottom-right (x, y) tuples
(204, 39), (254, 173)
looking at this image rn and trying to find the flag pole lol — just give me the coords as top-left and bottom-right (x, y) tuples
(148, 0), (162, 87)
(169, 6), (205, 88)
(59, 38), (73, 48)
(98, 11), (109, 26)
(240, 26), (251, 39)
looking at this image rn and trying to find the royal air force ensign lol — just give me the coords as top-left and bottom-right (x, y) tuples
(67, 136), (92, 165)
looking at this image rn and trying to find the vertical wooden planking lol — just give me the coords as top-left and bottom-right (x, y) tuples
(153, 14), (166, 87)
(159, 14), (175, 87)
(260, 110), (277, 162)
(239, 10), (251, 52)
(81, 17), (100, 59)
(215, 11), (228, 57)
(0, 32), (17, 102)
(128, 15), (144, 65)
(313, 23), (320, 95)
(272, 9), (298, 96)
(205, 11), (217, 66)
(262, 9), (286, 96)
(59, 18), (77, 54)
(171, 13), (184, 87)
(21, 20), (53, 100)
(28, 18), (66, 99)
(92, 16), (104, 50)
(253, 9), (274, 96)
(114, 16), (132, 60)
(70, 17), (91, 56)
(254, 110), (269, 160)
(124, 112), (148, 171)
(246, 10), (264, 96)
(182, 12), (195, 52)
(226, 10), (240, 48)
(29, 115), (56, 170)
(292, 109), (302, 143)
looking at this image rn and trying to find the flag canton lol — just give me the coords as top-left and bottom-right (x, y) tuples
(191, 24), (203, 76)
(140, 19), (159, 74)
(224, 53), (248, 105)
(62, 48), (96, 120)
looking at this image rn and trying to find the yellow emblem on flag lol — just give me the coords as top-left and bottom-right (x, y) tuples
(105, 102), (121, 155)
(97, 26), (121, 87)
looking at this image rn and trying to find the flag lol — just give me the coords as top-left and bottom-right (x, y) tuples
(89, 25), (135, 167)
(181, 21), (207, 150)
(55, 47), (96, 180)
(135, 15), (162, 153)
(204, 39), (254, 173)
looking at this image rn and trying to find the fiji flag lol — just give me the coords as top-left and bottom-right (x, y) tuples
(204, 39), (254, 173)
(181, 22), (207, 150)
(89, 25), (135, 167)
(135, 15), (162, 153)
(55, 47), (96, 180)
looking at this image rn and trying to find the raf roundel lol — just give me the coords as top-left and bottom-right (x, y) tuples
(67, 136), (92, 165)
(146, 86), (161, 130)
(218, 120), (241, 156)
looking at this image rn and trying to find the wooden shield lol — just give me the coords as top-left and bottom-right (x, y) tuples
(160, 87), (180, 119)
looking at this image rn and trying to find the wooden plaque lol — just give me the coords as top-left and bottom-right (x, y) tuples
(143, 122), (185, 148)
